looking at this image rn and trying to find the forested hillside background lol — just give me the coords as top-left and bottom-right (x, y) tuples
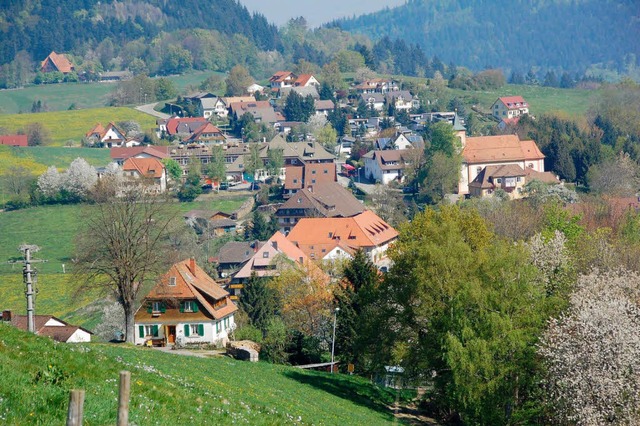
(333, 0), (640, 76)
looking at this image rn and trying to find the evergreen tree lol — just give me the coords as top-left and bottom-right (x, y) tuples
(239, 273), (279, 334)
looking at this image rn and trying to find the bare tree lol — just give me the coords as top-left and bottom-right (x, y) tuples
(74, 182), (178, 343)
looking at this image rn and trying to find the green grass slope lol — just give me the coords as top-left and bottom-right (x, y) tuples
(0, 145), (111, 177)
(449, 84), (598, 118)
(0, 107), (157, 146)
(0, 326), (399, 425)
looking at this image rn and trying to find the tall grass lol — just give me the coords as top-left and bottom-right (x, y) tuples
(0, 326), (400, 425)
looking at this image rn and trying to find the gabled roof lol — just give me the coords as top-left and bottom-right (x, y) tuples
(110, 145), (171, 161)
(142, 259), (236, 320)
(40, 51), (74, 73)
(8, 314), (92, 342)
(217, 241), (264, 265)
(315, 99), (335, 110)
(165, 117), (209, 135)
(364, 149), (414, 171)
(524, 167), (560, 184)
(234, 232), (310, 280)
(286, 210), (398, 258)
(496, 96), (528, 110)
(183, 210), (232, 220)
(122, 157), (164, 178)
(187, 122), (224, 142)
(462, 134), (544, 164)
(269, 71), (297, 83)
(280, 86), (319, 99)
(221, 96), (256, 106)
(294, 74), (316, 86)
(86, 123), (106, 137)
(263, 137), (336, 163)
(277, 182), (365, 218)
(199, 97), (222, 109)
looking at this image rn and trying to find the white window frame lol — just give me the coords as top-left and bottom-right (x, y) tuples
(152, 301), (162, 312)
(144, 325), (154, 336)
(189, 324), (201, 336)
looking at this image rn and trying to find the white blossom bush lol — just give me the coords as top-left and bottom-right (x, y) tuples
(62, 157), (97, 197)
(538, 270), (640, 425)
(93, 302), (125, 342)
(526, 230), (574, 295)
(37, 166), (63, 197)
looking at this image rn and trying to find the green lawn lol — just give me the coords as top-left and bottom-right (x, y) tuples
(0, 71), (225, 115)
(448, 84), (599, 118)
(0, 107), (158, 146)
(0, 326), (403, 425)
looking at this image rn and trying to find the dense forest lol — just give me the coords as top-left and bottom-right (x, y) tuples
(333, 0), (640, 76)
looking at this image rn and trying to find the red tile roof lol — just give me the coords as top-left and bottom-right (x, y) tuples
(8, 314), (92, 342)
(141, 259), (236, 321)
(286, 210), (398, 257)
(110, 145), (170, 161)
(122, 157), (165, 178)
(463, 134), (544, 164)
(0, 135), (28, 147)
(40, 51), (74, 73)
(295, 74), (315, 86)
(497, 96), (528, 110)
(165, 117), (208, 135)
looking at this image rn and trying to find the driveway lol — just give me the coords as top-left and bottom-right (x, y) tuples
(135, 102), (170, 119)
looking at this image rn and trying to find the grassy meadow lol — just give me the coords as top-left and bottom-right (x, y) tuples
(0, 326), (405, 425)
(0, 107), (158, 146)
(0, 71), (224, 115)
(448, 84), (598, 118)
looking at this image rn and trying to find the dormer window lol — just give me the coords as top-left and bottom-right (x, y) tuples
(181, 300), (198, 313)
(263, 252), (269, 258)
(169, 277), (176, 286)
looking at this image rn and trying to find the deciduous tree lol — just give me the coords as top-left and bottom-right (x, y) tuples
(75, 183), (177, 343)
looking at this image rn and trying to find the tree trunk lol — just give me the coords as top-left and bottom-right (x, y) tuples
(124, 305), (135, 344)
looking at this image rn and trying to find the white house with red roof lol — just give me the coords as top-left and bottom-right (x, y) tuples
(3, 310), (92, 343)
(134, 258), (237, 346)
(491, 96), (529, 120)
(458, 133), (548, 196)
(85, 122), (135, 148)
(110, 145), (171, 165)
(122, 157), (167, 193)
(294, 74), (320, 87)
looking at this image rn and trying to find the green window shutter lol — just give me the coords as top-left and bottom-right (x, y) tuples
(147, 303), (152, 314)
(179, 302), (184, 313)
(152, 325), (159, 337)
(193, 302), (198, 313)
(139, 325), (144, 338)
(184, 324), (190, 337)
(198, 324), (204, 336)
(160, 303), (166, 313)
(216, 321), (220, 333)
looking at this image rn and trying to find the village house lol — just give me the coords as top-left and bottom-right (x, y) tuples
(275, 181), (365, 234)
(269, 71), (298, 91)
(85, 122), (137, 148)
(134, 258), (237, 346)
(354, 78), (399, 94)
(2, 310), (92, 343)
(198, 97), (228, 119)
(315, 99), (335, 116)
(363, 148), (418, 184)
(458, 133), (547, 195)
(286, 210), (398, 270)
(214, 240), (264, 279)
(121, 157), (168, 193)
(98, 71), (132, 82)
(0, 135), (28, 147)
(491, 96), (529, 120)
(385, 90), (419, 111)
(228, 100), (280, 125)
(40, 51), (74, 74)
(468, 164), (559, 199)
(183, 210), (237, 236)
(229, 232), (326, 299)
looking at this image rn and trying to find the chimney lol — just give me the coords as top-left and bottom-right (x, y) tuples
(2, 310), (12, 322)
(254, 240), (260, 252)
(189, 258), (196, 276)
(272, 241), (278, 251)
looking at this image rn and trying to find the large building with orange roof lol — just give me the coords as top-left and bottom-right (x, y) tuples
(285, 210), (398, 270)
(491, 96), (529, 120)
(458, 133), (547, 195)
(134, 258), (237, 346)
(122, 157), (167, 193)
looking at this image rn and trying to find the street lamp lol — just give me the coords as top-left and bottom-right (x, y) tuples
(331, 307), (340, 374)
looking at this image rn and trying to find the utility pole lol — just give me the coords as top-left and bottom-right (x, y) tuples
(331, 307), (340, 374)
(20, 245), (41, 333)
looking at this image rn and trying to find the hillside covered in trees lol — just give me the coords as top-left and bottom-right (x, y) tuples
(0, 0), (280, 68)
(333, 0), (640, 76)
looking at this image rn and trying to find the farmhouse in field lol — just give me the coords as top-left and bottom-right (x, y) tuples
(491, 96), (529, 120)
(40, 51), (75, 74)
(134, 258), (237, 347)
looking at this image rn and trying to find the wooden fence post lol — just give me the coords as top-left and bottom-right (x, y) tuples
(117, 371), (131, 426)
(66, 389), (85, 426)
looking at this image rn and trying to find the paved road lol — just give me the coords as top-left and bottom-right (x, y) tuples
(134, 102), (170, 119)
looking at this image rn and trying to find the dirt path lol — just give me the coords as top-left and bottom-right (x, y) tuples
(135, 102), (170, 119)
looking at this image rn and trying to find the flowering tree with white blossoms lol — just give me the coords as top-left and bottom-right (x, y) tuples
(63, 157), (97, 197)
(37, 165), (63, 197)
(538, 270), (640, 425)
